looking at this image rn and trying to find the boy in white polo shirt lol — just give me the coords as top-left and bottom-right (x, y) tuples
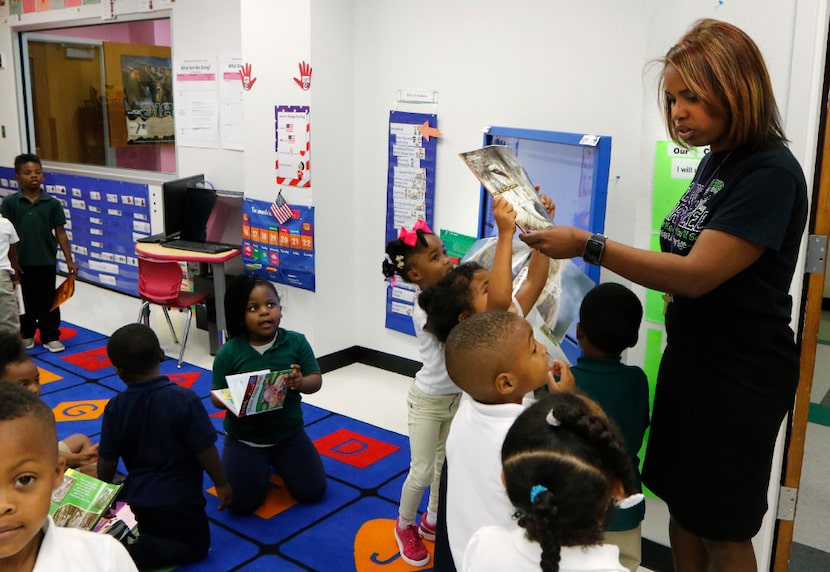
(0, 381), (137, 571)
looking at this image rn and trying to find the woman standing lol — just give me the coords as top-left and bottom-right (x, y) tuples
(520, 19), (807, 571)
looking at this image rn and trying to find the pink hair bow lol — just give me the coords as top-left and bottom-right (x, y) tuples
(398, 219), (432, 247)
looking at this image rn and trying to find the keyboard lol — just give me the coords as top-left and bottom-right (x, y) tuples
(160, 240), (237, 254)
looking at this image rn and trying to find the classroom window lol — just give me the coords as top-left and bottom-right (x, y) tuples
(18, 19), (176, 174)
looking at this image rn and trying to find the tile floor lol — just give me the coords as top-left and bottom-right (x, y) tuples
(58, 280), (829, 571)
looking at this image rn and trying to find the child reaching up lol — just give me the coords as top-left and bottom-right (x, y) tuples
(463, 391), (642, 572)
(443, 311), (573, 568)
(420, 196), (550, 344)
(0, 330), (98, 477)
(381, 219), (456, 567)
(571, 283), (650, 572)
(210, 275), (326, 515)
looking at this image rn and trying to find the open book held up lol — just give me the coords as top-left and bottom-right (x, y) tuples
(50, 468), (122, 530)
(459, 145), (553, 232)
(211, 368), (294, 417)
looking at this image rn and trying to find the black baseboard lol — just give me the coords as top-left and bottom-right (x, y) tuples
(823, 297), (830, 311)
(317, 345), (421, 378)
(318, 346), (675, 571)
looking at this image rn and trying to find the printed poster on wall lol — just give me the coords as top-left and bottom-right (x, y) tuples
(384, 111), (437, 336)
(241, 198), (315, 292)
(275, 105), (310, 187)
(175, 58), (220, 149)
(121, 54), (174, 144)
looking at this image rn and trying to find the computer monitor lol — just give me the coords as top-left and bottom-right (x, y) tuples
(181, 186), (244, 245)
(161, 173), (204, 237)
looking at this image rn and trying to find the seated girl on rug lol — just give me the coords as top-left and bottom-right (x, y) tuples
(462, 392), (643, 572)
(0, 330), (99, 476)
(209, 275), (326, 514)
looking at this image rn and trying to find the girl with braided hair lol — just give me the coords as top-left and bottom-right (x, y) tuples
(463, 392), (642, 572)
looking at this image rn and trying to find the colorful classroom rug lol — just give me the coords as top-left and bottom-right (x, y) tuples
(34, 323), (432, 571)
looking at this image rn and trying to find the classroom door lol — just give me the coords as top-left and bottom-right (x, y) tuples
(771, 81), (830, 570)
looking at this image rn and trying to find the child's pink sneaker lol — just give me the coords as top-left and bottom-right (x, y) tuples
(394, 520), (430, 567)
(418, 512), (436, 541)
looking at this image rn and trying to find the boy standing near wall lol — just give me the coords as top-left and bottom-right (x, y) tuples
(571, 282), (650, 572)
(3, 154), (77, 352)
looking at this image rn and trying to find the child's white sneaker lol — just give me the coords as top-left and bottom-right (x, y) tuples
(22, 337), (35, 350)
(44, 340), (65, 353)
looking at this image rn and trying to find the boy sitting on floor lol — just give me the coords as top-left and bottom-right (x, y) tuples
(97, 323), (232, 570)
(0, 380), (137, 571)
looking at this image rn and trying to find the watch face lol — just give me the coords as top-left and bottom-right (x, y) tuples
(583, 235), (605, 265)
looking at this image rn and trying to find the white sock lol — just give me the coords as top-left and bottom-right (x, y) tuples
(426, 511), (437, 527)
(397, 516), (414, 528)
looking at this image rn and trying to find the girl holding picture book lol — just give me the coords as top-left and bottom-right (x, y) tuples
(210, 275), (326, 515)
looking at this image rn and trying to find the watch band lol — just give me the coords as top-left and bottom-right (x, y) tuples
(582, 234), (607, 266)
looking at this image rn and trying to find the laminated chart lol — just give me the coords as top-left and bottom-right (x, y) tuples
(0, 167), (148, 296)
(384, 111), (437, 336)
(241, 197), (315, 292)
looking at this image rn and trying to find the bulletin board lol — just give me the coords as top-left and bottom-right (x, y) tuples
(477, 126), (612, 284)
(384, 110), (438, 336)
(241, 197), (316, 292)
(475, 126), (612, 362)
(0, 166), (149, 297)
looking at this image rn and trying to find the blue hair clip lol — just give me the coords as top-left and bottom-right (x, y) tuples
(529, 484), (549, 503)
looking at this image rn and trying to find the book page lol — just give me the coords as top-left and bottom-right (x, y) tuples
(459, 145), (553, 232)
(50, 468), (121, 530)
(225, 369), (269, 408)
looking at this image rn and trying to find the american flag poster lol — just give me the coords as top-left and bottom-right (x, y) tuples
(271, 192), (295, 224)
(275, 105), (310, 187)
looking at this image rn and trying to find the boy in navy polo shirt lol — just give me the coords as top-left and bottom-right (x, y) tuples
(98, 323), (232, 570)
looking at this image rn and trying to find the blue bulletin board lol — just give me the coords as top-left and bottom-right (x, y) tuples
(241, 198), (316, 292)
(477, 126), (611, 284)
(384, 111), (438, 336)
(0, 166), (150, 297)
(475, 127), (612, 363)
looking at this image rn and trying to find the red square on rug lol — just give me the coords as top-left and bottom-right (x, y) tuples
(61, 346), (111, 371)
(314, 428), (399, 469)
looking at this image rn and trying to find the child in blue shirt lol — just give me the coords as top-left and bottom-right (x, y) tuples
(571, 282), (650, 572)
(98, 323), (231, 570)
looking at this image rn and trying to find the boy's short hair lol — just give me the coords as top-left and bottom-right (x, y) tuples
(445, 311), (522, 400)
(107, 323), (163, 380)
(0, 380), (55, 438)
(0, 330), (30, 376)
(579, 282), (643, 356)
(14, 153), (42, 173)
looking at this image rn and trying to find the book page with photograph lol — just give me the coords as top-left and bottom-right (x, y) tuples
(211, 368), (293, 417)
(50, 468), (122, 530)
(459, 145), (553, 232)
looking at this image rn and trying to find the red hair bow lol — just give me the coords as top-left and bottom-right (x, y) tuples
(398, 219), (432, 247)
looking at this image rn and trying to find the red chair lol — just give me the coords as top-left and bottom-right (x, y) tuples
(136, 257), (209, 368)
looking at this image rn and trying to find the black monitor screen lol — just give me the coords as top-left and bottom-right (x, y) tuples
(161, 173), (204, 236)
(180, 186), (217, 243)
